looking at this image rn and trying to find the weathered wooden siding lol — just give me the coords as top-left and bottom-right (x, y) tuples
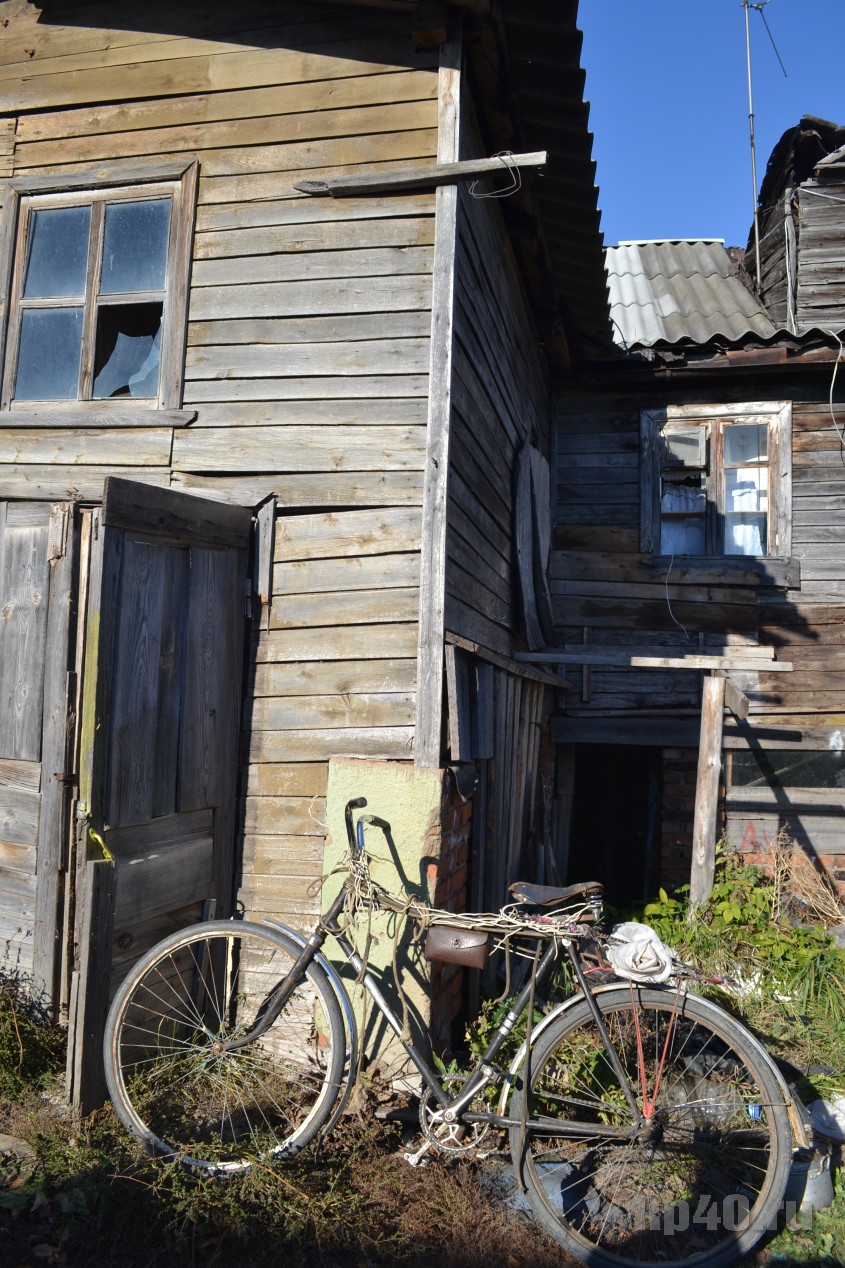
(553, 387), (845, 887)
(796, 176), (845, 334)
(0, 0), (438, 935)
(445, 180), (550, 658)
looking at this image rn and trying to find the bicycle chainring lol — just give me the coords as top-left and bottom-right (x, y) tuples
(418, 1078), (492, 1155)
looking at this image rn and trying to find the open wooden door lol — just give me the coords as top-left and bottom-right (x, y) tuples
(68, 478), (253, 1111)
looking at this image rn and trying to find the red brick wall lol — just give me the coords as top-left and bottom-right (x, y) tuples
(659, 748), (726, 894)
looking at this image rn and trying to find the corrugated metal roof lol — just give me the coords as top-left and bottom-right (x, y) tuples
(605, 240), (777, 348)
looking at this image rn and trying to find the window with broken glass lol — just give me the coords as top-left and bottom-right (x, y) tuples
(641, 404), (791, 560)
(1, 173), (192, 409)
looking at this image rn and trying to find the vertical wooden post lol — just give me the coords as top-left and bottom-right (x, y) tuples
(689, 674), (726, 911)
(415, 15), (462, 767)
(69, 856), (117, 1115)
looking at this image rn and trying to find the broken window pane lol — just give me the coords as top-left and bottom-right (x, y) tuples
(23, 206), (90, 298)
(15, 308), (83, 399)
(660, 477), (705, 553)
(101, 200), (170, 294)
(92, 303), (163, 398)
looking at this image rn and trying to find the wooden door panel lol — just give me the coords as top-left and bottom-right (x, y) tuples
(70, 477), (252, 1111)
(0, 503), (73, 990)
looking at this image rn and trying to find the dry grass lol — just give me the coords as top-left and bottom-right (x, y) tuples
(772, 833), (844, 928)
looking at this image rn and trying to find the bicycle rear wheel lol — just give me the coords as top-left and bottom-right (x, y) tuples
(104, 920), (345, 1174)
(509, 987), (791, 1268)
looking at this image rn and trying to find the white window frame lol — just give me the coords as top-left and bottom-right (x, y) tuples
(640, 401), (792, 560)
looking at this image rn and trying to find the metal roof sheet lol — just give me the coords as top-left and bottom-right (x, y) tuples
(605, 240), (777, 348)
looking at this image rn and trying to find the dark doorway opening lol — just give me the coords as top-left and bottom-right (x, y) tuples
(566, 745), (662, 908)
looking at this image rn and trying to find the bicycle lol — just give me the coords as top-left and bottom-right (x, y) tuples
(104, 797), (797, 1268)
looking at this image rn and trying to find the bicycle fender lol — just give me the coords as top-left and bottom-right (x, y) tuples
(496, 982), (807, 1145)
(259, 918), (360, 1136)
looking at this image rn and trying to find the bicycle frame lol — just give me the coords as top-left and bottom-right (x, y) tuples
(232, 798), (644, 1138)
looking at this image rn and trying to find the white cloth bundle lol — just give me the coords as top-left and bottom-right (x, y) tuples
(605, 922), (676, 983)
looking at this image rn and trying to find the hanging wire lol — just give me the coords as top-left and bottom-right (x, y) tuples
(828, 333), (845, 462)
(664, 554), (692, 640)
(468, 151), (522, 200)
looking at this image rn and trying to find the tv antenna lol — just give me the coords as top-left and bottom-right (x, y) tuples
(742, 0), (787, 290)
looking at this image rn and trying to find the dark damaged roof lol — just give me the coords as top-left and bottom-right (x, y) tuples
(490, 0), (610, 343)
(605, 240), (777, 348)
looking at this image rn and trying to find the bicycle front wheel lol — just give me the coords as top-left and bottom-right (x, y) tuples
(510, 987), (791, 1268)
(104, 920), (345, 1174)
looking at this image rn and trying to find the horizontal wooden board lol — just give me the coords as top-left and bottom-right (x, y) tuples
(275, 506), (421, 560)
(188, 312), (431, 348)
(173, 424), (426, 470)
(551, 551), (799, 590)
(195, 191), (434, 233)
(196, 127), (437, 180)
(171, 470), (425, 507)
(0, 429), (172, 466)
(0, 467), (169, 501)
(194, 216), (435, 259)
(16, 97), (436, 169)
(250, 692), (414, 731)
(188, 275), (433, 320)
(241, 835), (324, 879)
(247, 726), (414, 762)
(252, 658), (416, 698)
(0, 838), (35, 877)
(270, 587), (418, 628)
(0, 758), (40, 793)
(242, 763), (328, 798)
(198, 159), (435, 208)
(185, 338), (429, 379)
(16, 67), (436, 145)
(185, 375), (428, 402)
(192, 245), (433, 288)
(0, 41), (433, 112)
(274, 553), (420, 595)
(0, 787), (40, 848)
(256, 623), (418, 662)
(188, 399), (429, 426)
(241, 796), (327, 835)
(113, 839), (214, 926)
(0, 864), (36, 900)
(552, 595), (757, 633)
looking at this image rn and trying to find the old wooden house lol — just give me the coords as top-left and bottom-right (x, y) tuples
(554, 192), (845, 909)
(0, 0), (613, 1096)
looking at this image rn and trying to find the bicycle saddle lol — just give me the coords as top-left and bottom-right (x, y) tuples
(509, 880), (603, 907)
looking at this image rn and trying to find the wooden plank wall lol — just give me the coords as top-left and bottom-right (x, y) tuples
(796, 178), (845, 334)
(445, 128), (550, 658)
(0, 0), (438, 933)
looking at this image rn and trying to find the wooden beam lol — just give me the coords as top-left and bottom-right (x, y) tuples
(415, 16), (462, 768)
(722, 678), (750, 720)
(447, 630), (564, 688)
(295, 151), (546, 197)
(515, 651), (792, 672)
(689, 675), (726, 911)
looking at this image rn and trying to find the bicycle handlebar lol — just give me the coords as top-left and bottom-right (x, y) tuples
(344, 797), (367, 855)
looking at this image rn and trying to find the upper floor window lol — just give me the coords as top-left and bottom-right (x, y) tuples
(0, 162), (197, 412)
(640, 402), (792, 559)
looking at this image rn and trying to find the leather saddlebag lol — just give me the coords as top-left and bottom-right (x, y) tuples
(425, 926), (488, 970)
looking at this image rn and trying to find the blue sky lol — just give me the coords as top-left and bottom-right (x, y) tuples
(578, 1), (845, 249)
